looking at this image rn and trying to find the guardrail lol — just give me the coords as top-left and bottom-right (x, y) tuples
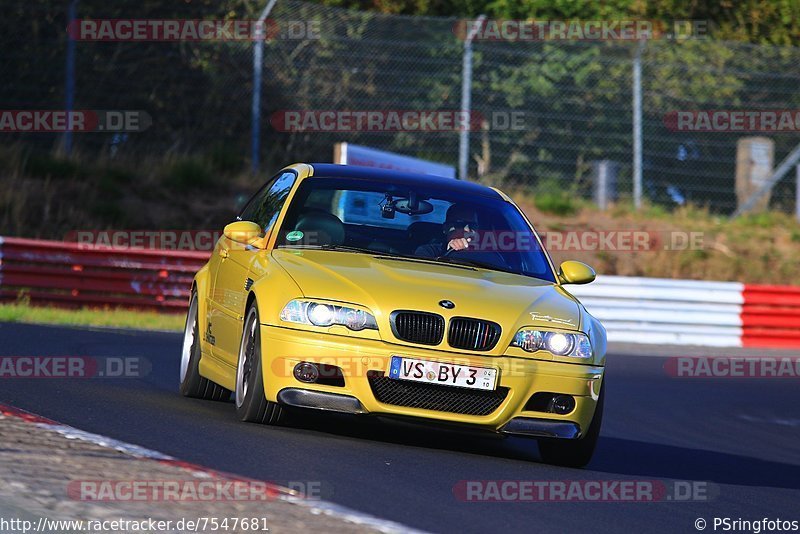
(1, 237), (798, 348)
(741, 284), (800, 348)
(569, 276), (800, 349)
(0, 236), (208, 311)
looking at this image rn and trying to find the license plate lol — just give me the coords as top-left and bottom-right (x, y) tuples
(388, 356), (498, 391)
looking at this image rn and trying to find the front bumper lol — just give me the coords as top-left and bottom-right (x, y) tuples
(261, 324), (604, 437)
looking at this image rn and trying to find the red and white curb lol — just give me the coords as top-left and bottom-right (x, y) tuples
(570, 276), (800, 348)
(0, 402), (420, 534)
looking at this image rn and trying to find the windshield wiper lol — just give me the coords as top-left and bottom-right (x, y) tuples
(279, 243), (394, 255)
(374, 254), (477, 270)
(433, 255), (519, 275)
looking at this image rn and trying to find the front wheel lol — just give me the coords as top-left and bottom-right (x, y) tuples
(538, 385), (604, 468)
(179, 290), (231, 401)
(235, 302), (284, 425)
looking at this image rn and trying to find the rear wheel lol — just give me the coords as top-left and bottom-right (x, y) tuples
(235, 302), (284, 424)
(179, 290), (231, 401)
(538, 385), (604, 468)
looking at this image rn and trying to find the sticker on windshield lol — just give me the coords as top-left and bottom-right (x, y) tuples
(286, 230), (304, 242)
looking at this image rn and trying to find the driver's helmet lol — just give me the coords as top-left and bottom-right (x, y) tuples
(443, 204), (479, 240)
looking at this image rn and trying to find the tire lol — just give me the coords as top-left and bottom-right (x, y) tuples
(179, 290), (231, 401)
(235, 302), (284, 424)
(538, 385), (604, 468)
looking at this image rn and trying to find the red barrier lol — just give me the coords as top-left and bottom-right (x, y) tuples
(742, 285), (800, 348)
(2, 236), (799, 349)
(0, 236), (210, 312)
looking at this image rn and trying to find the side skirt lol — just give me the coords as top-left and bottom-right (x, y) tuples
(198, 350), (237, 392)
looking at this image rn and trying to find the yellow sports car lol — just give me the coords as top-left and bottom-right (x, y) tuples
(180, 163), (606, 467)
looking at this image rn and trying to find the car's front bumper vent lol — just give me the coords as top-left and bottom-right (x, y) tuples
(391, 311), (445, 345)
(368, 374), (509, 416)
(448, 317), (501, 351)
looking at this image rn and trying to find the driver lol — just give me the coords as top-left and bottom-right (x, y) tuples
(414, 204), (479, 258)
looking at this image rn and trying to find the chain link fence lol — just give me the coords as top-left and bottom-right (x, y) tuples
(3, 0), (800, 214)
(1, 0), (257, 157)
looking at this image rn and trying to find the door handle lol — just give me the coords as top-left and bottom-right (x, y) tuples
(218, 248), (229, 259)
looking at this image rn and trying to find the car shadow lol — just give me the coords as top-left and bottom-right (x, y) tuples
(280, 409), (800, 491)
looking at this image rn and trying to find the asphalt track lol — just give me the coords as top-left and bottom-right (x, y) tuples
(1, 322), (799, 533)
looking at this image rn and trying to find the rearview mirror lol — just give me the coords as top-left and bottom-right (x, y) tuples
(392, 198), (434, 215)
(223, 221), (265, 248)
(558, 261), (596, 285)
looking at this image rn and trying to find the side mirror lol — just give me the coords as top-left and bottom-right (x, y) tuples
(223, 221), (265, 248)
(558, 260), (596, 285)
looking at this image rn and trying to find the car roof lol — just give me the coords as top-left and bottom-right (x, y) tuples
(306, 163), (504, 200)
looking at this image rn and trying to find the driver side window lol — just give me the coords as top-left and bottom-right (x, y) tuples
(238, 172), (297, 233)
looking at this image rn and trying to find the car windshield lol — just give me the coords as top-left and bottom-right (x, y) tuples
(275, 177), (555, 282)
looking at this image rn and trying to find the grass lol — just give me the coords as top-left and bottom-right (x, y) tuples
(529, 177), (580, 216)
(0, 145), (257, 240)
(533, 191), (579, 216)
(514, 198), (800, 284)
(0, 303), (185, 332)
(2, 144), (799, 286)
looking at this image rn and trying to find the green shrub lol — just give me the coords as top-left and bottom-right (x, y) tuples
(209, 144), (243, 174)
(534, 193), (578, 216)
(90, 202), (126, 224)
(164, 158), (214, 189)
(24, 153), (81, 180)
(98, 167), (136, 193)
(532, 178), (578, 216)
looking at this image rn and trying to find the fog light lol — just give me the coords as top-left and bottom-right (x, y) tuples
(549, 394), (576, 415)
(293, 362), (319, 383)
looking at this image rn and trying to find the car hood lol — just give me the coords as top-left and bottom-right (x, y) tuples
(271, 249), (583, 345)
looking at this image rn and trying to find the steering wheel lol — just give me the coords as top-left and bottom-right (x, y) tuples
(439, 246), (458, 259)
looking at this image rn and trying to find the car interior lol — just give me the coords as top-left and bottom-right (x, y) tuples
(272, 182), (553, 280)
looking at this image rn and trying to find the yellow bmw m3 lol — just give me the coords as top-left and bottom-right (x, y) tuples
(180, 163), (606, 467)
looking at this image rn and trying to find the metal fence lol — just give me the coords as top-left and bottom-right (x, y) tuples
(3, 0), (800, 214)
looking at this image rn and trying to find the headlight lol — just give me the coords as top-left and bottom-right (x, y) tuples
(307, 303), (335, 326)
(280, 300), (378, 331)
(544, 332), (573, 355)
(511, 329), (593, 359)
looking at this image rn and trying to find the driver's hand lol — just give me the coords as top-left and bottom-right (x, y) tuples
(447, 237), (471, 251)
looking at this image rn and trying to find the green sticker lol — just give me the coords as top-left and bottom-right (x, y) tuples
(286, 230), (304, 242)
